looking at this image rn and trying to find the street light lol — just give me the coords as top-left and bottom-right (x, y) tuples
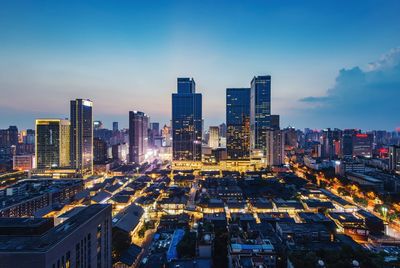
(382, 206), (388, 221)
(136, 166), (139, 175)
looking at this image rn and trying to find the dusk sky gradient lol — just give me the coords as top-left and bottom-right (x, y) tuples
(0, 0), (399, 130)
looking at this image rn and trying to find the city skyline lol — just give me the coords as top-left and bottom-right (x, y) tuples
(1, 1), (400, 130)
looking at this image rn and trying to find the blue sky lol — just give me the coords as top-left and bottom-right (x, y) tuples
(0, 0), (399, 130)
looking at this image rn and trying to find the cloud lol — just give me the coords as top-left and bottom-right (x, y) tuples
(298, 47), (400, 130)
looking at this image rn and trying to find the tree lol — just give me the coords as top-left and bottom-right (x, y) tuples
(177, 231), (196, 258)
(112, 227), (131, 262)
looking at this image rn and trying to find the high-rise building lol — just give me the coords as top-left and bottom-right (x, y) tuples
(129, 111), (149, 164)
(352, 133), (373, 158)
(283, 127), (298, 150)
(208, 126), (220, 149)
(266, 129), (285, 166)
(389, 145), (400, 174)
(320, 128), (341, 159)
(0, 126), (19, 168)
(161, 124), (172, 147)
(149, 122), (160, 148)
(341, 131), (354, 158)
(35, 119), (70, 169)
(70, 99), (93, 176)
(226, 88), (251, 160)
(172, 78), (202, 161)
(0, 204), (112, 268)
(250, 76), (271, 156)
(112, 121), (119, 132)
(270, 115), (280, 130)
(94, 137), (108, 164)
(219, 123), (227, 138)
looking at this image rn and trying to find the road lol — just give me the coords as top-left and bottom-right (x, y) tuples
(292, 163), (400, 240)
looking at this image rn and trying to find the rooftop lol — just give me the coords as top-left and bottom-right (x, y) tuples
(0, 204), (111, 252)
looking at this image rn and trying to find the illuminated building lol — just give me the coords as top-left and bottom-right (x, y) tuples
(0, 126), (18, 168)
(35, 119), (70, 169)
(283, 127), (298, 150)
(161, 124), (172, 147)
(226, 88), (250, 160)
(70, 99), (93, 176)
(341, 129), (357, 158)
(172, 78), (202, 161)
(149, 122), (160, 148)
(93, 137), (108, 164)
(250, 76), (271, 157)
(266, 129), (285, 166)
(208, 126), (219, 149)
(320, 128), (341, 159)
(389, 145), (400, 174)
(13, 154), (35, 171)
(352, 133), (373, 158)
(129, 111), (149, 164)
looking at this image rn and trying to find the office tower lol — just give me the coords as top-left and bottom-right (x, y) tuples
(341, 129), (357, 158)
(35, 119), (70, 169)
(172, 78), (202, 161)
(266, 129), (285, 166)
(270, 115), (280, 130)
(94, 137), (108, 164)
(161, 124), (172, 147)
(24, 129), (35, 144)
(0, 204), (112, 268)
(70, 99), (93, 176)
(283, 127), (298, 150)
(389, 145), (400, 174)
(129, 111), (149, 164)
(112, 122), (119, 132)
(0, 126), (19, 167)
(320, 128), (341, 159)
(208, 126), (220, 149)
(226, 88), (251, 160)
(219, 123), (227, 138)
(352, 133), (373, 158)
(149, 122), (160, 148)
(250, 76), (271, 156)
(7, 126), (18, 147)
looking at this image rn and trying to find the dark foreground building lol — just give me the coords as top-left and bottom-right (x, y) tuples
(0, 204), (112, 268)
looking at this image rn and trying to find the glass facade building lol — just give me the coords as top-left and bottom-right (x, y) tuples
(250, 76), (271, 155)
(226, 88), (251, 160)
(172, 78), (202, 161)
(70, 99), (93, 176)
(129, 111), (149, 164)
(35, 119), (70, 169)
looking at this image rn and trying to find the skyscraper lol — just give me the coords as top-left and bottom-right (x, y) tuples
(250, 76), (271, 157)
(94, 137), (108, 164)
(352, 133), (373, 158)
(172, 78), (202, 161)
(265, 115), (285, 166)
(70, 99), (93, 176)
(35, 119), (70, 169)
(208, 126), (220, 149)
(226, 88), (251, 160)
(112, 122), (119, 132)
(129, 111), (149, 164)
(266, 129), (285, 166)
(389, 145), (400, 174)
